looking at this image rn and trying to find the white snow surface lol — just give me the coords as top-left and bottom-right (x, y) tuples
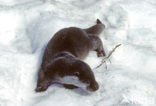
(0, 0), (156, 106)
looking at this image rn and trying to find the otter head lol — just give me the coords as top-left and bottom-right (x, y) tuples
(45, 56), (99, 92)
(70, 60), (99, 91)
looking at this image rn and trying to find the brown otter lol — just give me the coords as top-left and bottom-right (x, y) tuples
(35, 19), (105, 92)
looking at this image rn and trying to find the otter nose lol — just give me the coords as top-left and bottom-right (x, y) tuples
(92, 82), (99, 91)
(87, 82), (99, 91)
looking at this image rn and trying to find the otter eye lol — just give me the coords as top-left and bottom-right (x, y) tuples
(86, 80), (90, 84)
(74, 72), (80, 76)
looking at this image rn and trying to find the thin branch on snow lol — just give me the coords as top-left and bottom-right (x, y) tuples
(95, 44), (122, 69)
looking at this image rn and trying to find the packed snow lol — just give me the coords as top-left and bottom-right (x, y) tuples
(0, 0), (156, 106)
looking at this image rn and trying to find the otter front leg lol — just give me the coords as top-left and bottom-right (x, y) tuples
(35, 79), (51, 92)
(89, 35), (106, 57)
(63, 84), (79, 89)
(35, 67), (51, 92)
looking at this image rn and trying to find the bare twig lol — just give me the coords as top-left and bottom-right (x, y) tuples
(95, 44), (122, 69)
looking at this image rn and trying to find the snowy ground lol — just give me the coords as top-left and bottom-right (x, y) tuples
(0, 0), (156, 106)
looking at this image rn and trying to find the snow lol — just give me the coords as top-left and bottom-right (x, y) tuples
(0, 0), (156, 106)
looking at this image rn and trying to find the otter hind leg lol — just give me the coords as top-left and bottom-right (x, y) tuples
(89, 34), (106, 57)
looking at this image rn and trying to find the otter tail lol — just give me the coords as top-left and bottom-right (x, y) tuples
(96, 18), (102, 24)
(84, 19), (105, 36)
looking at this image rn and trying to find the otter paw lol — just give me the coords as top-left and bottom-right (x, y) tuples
(97, 51), (105, 57)
(35, 86), (48, 92)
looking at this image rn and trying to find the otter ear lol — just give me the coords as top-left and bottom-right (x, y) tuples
(74, 72), (80, 76)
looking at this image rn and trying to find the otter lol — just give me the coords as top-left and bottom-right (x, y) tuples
(35, 19), (105, 92)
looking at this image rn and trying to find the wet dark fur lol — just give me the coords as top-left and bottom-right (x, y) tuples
(35, 19), (105, 92)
